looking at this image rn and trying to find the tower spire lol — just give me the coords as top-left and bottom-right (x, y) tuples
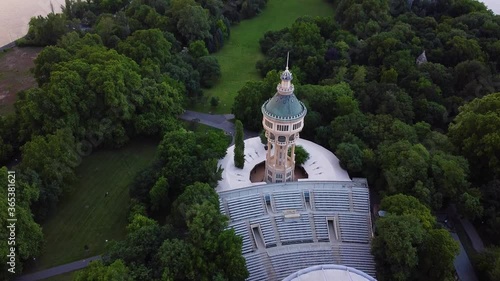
(286, 52), (289, 70)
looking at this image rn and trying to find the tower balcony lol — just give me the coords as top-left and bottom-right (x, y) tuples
(277, 84), (294, 95)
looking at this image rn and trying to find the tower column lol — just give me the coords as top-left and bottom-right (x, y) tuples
(261, 55), (307, 184)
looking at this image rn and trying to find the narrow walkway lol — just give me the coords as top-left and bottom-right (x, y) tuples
(460, 218), (485, 252)
(451, 233), (479, 281)
(15, 256), (101, 281)
(179, 110), (258, 145)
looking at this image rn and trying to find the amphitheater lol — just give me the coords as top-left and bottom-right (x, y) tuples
(217, 60), (376, 281)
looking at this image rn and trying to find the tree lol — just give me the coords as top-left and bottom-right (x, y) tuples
(476, 247), (500, 281)
(458, 189), (484, 220)
(210, 96), (220, 107)
(373, 194), (458, 281)
(156, 129), (226, 196)
(75, 260), (132, 281)
(186, 201), (248, 280)
(19, 129), (77, 220)
(294, 145), (310, 166)
(117, 29), (172, 68)
(379, 194), (436, 229)
(20, 13), (69, 46)
(336, 143), (363, 173)
(377, 141), (430, 199)
(189, 40), (209, 58)
(170, 182), (219, 228)
(430, 151), (470, 200)
(417, 228), (459, 281)
(448, 92), (500, 181)
(234, 120), (245, 169)
(126, 213), (158, 233)
(158, 238), (194, 280)
(197, 56), (221, 88)
(149, 176), (168, 211)
(445, 36), (485, 66)
(372, 214), (425, 281)
(232, 71), (279, 131)
(107, 223), (168, 280)
(0, 167), (43, 278)
(176, 5), (212, 43)
(33, 46), (71, 86)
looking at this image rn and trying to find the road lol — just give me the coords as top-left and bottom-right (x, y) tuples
(451, 233), (479, 281)
(15, 256), (101, 281)
(460, 218), (485, 252)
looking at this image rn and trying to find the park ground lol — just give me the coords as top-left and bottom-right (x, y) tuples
(193, 0), (334, 114)
(9, 0), (336, 278)
(0, 47), (40, 115)
(27, 138), (159, 272)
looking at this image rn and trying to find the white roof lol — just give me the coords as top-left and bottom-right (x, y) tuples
(283, 264), (377, 281)
(217, 137), (351, 192)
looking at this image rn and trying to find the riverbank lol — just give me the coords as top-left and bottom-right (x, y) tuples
(0, 46), (41, 115)
(0, 41), (16, 52)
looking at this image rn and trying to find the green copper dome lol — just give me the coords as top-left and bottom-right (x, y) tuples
(262, 93), (307, 121)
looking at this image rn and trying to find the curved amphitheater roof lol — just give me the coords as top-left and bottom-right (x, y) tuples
(217, 180), (376, 281)
(217, 137), (351, 192)
(283, 264), (376, 281)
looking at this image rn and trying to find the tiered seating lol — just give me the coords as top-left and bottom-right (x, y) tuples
(231, 221), (253, 254)
(250, 217), (277, 247)
(245, 252), (268, 281)
(352, 187), (370, 212)
(226, 194), (265, 222)
(313, 215), (329, 242)
(272, 191), (304, 211)
(219, 198), (226, 215)
(340, 243), (376, 277)
(339, 213), (369, 243)
(275, 215), (312, 244)
(313, 190), (350, 212)
(269, 249), (336, 280)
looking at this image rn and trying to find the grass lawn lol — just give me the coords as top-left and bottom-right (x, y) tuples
(193, 0), (334, 114)
(32, 138), (159, 271)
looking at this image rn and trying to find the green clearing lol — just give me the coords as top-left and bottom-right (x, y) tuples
(193, 0), (334, 114)
(33, 138), (158, 271)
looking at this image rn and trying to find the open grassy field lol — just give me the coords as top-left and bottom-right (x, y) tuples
(31, 138), (158, 271)
(0, 46), (40, 115)
(193, 0), (334, 114)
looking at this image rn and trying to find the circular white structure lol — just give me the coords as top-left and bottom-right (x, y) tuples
(217, 137), (351, 192)
(283, 264), (377, 281)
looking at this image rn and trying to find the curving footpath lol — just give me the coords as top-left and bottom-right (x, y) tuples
(179, 110), (259, 144)
(15, 256), (101, 281)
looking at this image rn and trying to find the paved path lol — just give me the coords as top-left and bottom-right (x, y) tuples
(15, 256), (101, 281)
(460, 218), (485, 252)
(451, 233), (479, 281)
(179, 110), (258, 145)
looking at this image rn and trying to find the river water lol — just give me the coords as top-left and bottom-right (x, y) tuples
(0, 0), (499, 47)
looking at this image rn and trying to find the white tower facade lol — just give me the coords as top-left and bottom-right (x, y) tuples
(261, 57), (307, 183)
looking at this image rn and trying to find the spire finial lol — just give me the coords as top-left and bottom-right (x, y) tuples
(286, 52), (289, 70)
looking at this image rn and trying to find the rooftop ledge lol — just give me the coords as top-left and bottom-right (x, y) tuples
(216, 137), (351, 192)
